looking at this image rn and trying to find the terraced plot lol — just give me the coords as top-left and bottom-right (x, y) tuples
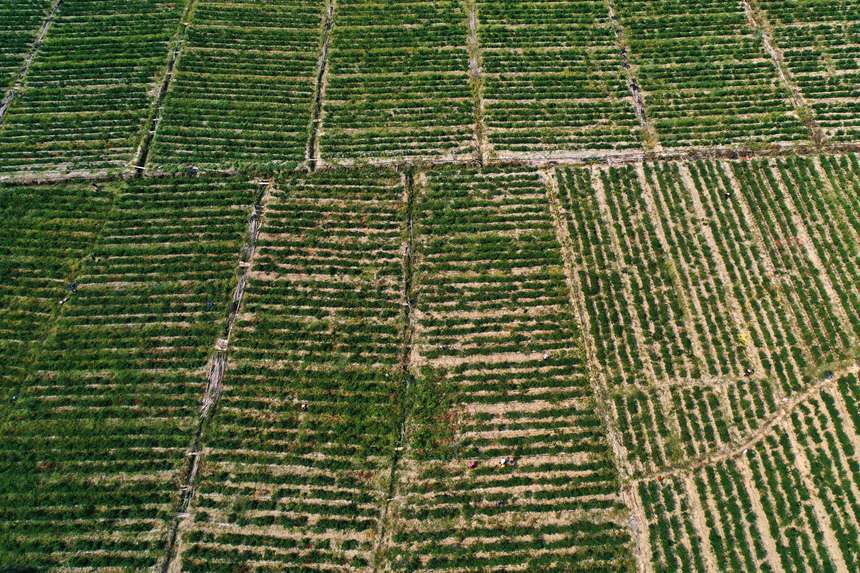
(173, 171), (405, 571)
(0, 0), (186, 178)
(320, 0), (475, 162)
(0, 177), (256, 569)
(0, 0), (53, 91)
(757, 0), (860, 143)
(612, 0), (809, 148)
(386, 168), (632, 571)
(149, 0), (324, 171)
(479, 0), (643, 157)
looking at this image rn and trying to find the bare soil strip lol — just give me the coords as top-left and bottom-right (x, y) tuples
(371, 169), (418, 572)
(742, 0), (826, 145)
(158, 180), (272, 573)
(464, 0), (490, 164)
(602, 0), (660, 150)
(306, 0), (336, 171)
(132, 0), (201, 177)
(0, 0), (63, 126)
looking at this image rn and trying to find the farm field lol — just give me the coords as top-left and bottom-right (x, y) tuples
(0, 1), (859, 572)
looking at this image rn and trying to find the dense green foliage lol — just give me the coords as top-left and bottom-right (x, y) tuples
(321, 0), (474, 160)
(0, 0), (186, 176)
(0, 0), (52, 90)
(480, 0), (642, 154)
(0, 177), (255, 568)
(150, 0), (323, 170)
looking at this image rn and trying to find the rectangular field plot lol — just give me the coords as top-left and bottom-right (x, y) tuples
(0, 182), (111, 399)
(0, 177), (256, 569)
(174, 171), (405, 571)
(612, 0), (808, 148)
(149, 0), (324, 170)
(386, 168), (632, 572)
(0, 0), (186, 178)
(554, 156), (859, 474)
(0, 0), (53, 90)
(479, 0), (642, 156)
(320, 0), (475, 162)
(758, 0), (860, 142)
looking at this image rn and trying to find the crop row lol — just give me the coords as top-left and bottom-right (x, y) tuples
(319, 0), (474, 161)
(0, 0), (186, 178)
(0, 0), (52, 90)
(149, 0), (324, 171)
(638, 375), (859, 572)
(175, 171), (406, 571)
(555, 155), (859, 474)
(387, 167), (632, 571)
(479, 0), (642, 156)
(757, 0), (860, 143)
(0, 176), (256, 568)
(612, 0), (808, 148)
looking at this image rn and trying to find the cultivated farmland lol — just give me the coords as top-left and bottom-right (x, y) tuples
(1, 1), (859, 572)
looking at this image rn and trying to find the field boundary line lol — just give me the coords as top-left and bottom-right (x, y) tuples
(371, 168), (419, 571)
(742, 0), (826, 146)
(0, 0), (63, 126)
(5, 142), (860, 186)
(543, 167), (651, 573)
(464, 0), (491, 164)
(603, 0), (660, 151)
(306, 0), (336, 171)
(634, 362), (859, 485)
(131, 0), (201, 177)
(157, 179), (273, 573)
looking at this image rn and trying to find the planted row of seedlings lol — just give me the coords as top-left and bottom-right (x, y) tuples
(638, 374), (859, 572)
(385, 167), (632, 572)
(149, 0), (326, 171)
(0, 0), (53, 91)
(0, 182), (112, 401)
(757, 0), (860, 143)
(479, 0), (643, 157)
(0, 0), (187, 178)
(319, 0), (475, 162)
(611, 0), (808, 148)
(173, 170), (406, 571)
(554, 154), (858, 475)
(0, 177), (257, 568)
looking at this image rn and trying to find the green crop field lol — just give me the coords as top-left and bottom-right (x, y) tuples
(0, 1), (858, 572)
